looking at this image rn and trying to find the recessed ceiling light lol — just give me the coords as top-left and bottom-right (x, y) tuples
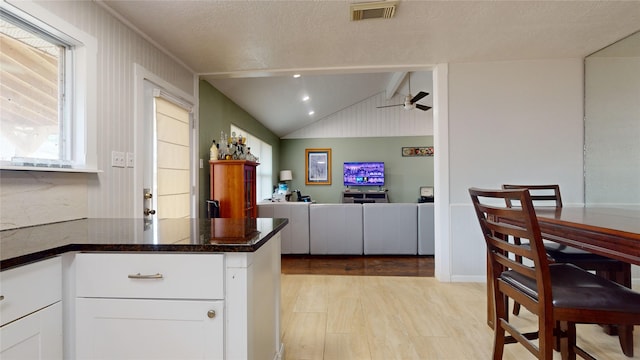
(293, 74), (301, 78)
(302, 95), (310, 101)
(308, 110), (315, 116)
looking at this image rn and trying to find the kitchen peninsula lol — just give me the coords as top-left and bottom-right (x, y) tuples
(0, 217), (287, 360)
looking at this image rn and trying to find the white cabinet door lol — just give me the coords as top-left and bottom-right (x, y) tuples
(76, 298), (223, 360)
(0, 302), (62, 359)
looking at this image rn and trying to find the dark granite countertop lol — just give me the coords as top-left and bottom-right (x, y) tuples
(0, 217), (288, 271)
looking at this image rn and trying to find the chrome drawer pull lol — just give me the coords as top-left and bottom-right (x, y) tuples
(127, 273), (163, 279)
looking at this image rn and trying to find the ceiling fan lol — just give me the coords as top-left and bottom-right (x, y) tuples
(376, 73), (431, 111)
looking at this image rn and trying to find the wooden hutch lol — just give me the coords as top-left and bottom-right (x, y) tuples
(209, 160), (258, 218)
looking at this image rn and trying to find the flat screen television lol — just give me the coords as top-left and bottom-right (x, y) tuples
(343, 162), (384, 186)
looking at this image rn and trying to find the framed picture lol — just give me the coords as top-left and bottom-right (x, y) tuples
(402, 146), (434, 157)
(305, 148), (331, 185)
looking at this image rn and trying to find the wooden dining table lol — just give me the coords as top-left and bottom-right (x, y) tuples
(485, 206), (640, 356)
(535, 206), (640, 265)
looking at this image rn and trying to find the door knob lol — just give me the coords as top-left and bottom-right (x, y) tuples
(144, 208), (156, 216)
(143, 188), (153, 199)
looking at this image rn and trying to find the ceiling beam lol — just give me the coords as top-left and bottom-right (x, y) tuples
(385, 71), (406, 100)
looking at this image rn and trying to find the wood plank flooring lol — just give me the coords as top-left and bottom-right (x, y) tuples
(280, 256), (639, 360)
(281, 255), (434, 277)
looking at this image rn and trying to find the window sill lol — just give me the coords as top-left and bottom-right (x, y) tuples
(0, 165), (102, 173)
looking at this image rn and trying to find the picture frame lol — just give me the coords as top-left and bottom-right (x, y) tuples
(402, 146), (434, 157)
(305, 148), (331, 185)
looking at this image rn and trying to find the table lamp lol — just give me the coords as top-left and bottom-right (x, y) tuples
(278, 170), (293, 199)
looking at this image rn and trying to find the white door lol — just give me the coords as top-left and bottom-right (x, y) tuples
(141, 80), (194, 236)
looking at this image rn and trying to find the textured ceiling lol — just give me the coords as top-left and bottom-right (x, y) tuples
(100, 0), (640, 136)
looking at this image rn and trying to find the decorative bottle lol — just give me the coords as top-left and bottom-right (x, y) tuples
(209, 140), (218, 161)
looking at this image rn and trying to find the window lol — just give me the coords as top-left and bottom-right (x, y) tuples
(231, 125), (273, 201)
(0, 2), (96, 170)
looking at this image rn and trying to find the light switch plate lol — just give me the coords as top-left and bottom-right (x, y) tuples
(126, 152), (134, 167)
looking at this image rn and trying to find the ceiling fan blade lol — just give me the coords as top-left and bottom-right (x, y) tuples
(376, 104), (403, 109)
(415, 104), (432, 111)
(411, 91), (429, 104)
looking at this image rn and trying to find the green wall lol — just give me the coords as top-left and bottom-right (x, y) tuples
(280, 137), (434, 203)
(199, 79), (434, 210)
(199, 80), (281, 216)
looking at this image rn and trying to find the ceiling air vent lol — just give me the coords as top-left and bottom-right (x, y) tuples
(350, 1), (398, 21)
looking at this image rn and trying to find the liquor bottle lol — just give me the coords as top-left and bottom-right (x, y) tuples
(209, 140), (218, 160)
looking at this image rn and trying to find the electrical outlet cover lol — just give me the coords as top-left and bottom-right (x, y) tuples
(111, 151), (125, 167)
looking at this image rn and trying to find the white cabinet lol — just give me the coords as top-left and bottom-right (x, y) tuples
(75, 253), (225, 360)
(74, 242), (284, 360)
(0, 257), (62, 359)
(76, 298), (223, 359)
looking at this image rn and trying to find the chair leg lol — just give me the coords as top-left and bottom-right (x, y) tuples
(512, 300), (521, 316)
(596, 265), (633, 356)
(618, 325), (634, 357)
(493, 325), (505, 360)
(559, 321), (577, 360)
(554, 320), (561, 351)
(493, 292), (507, 360)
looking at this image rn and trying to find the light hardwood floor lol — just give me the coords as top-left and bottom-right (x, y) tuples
(281, 274), (640, 360)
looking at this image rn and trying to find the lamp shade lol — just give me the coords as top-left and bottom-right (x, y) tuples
(279, 170), (293, 181)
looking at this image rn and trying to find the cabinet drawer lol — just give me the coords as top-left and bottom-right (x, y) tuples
(0, 257), (62, 327)
(76, 253), (224, 300)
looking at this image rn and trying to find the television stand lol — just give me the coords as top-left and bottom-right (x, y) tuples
(342, 190), (389, 203)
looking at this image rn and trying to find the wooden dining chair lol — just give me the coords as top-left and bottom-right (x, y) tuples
(502, 184), (633, 356)
(469, 187), (640, 360)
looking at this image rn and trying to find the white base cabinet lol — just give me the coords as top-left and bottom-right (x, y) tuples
(75, 253), (225, 360)
(76, 298), (223, 359)
(0, 302), (62, 359)
(0, 257), (62, 360)
(74, 233), (282, 360)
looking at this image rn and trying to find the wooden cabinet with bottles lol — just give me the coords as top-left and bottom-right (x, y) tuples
(209, 160), (258, 218)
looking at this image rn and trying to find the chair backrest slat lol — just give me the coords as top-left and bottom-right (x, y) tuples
(502, 184), (562, 209)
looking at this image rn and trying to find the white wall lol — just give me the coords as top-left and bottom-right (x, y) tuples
(284, 71), (433, 139)
(444, 59), (585, 281)
(0, 0), (195, 229)
(585, 55), (640, 205)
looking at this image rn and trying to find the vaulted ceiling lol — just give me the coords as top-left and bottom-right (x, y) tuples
(100, 0), (640, 137)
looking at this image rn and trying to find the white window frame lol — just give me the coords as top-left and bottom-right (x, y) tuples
(230, 125), (273, 201)
(0, 1), (97, 172)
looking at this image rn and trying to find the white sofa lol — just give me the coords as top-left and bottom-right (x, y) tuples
(418, 203), (435, 255)
(258, 202), (310, 254)
(362, 203), (418, 255)
(309, 204), (363, 254)
(258, 202), (434, 256)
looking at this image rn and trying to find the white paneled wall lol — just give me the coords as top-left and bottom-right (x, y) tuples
(1, 0), (195, 228)
(283, 73), (434, 139)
